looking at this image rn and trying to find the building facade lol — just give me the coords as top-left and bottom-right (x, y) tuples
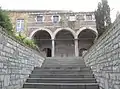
(8, 10), (98, 57)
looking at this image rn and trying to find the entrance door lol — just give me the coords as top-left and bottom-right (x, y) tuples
(46, 48), (51, 57)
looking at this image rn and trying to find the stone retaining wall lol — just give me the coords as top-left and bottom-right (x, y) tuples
(83, 15), (120, 89)
(0, 28), (45, 89)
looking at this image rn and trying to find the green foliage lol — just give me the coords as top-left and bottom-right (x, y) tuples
(23, 38), (37, 49)
(15, 33), (37, 49)
(95, 0), (111, 36)
(95, 2), (105, 36)
(0, 7), (38, 50)
(102, 0), (111, 26)
(15, 33), (26, 41)
(0, 8), (13, 33)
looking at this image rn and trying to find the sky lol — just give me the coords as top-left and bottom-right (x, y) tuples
(0, 0), (120, 22)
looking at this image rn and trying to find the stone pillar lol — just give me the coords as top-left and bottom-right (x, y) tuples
(52, 39), (55, 57)
(75, 39), (79, 57)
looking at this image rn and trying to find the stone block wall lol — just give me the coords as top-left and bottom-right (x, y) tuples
(83, 15), (120, 89)
(8, 11), (96, 37)
(0, 28), (45, 89)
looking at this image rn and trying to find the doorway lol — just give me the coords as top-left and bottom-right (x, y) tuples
(46, 48), (52, 57)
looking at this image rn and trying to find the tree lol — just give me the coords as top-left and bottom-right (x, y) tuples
(0, 7), (13, 33)
(95, 0), (111, 36)
(102, 0), (111, 26)
(95, 2), (105, 36)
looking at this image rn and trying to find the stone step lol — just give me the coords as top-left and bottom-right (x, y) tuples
(29, 74), (94, 78)
(21, 57), (99, 89)
(39, 66), (81, 69)
(32, 70), (92, 74)
(33, 69), (90, 72)
(35, 66), (91, 70)
(42, 64), (85, 66)
(45, 57), (82, 60)
(42, 62), (84, 64)
(23, 83), (99, 89)
(33, 69), (91, 72)
(45, 58), (83, 61)
(26, 78), (97, 83)
(43, 60), (84, 63)
(31, 70), (92, 74)
(41, 64), (85, 67)
(41, 65), (86, 68)
(45, 58), (84, 62)
(42, 60), (85, 65)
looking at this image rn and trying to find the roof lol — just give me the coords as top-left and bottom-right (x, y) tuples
(7, 10), (94, 14)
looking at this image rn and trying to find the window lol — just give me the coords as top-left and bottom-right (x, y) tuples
(77, 15), (85, 20)
(86, 15), (92, 21)
(69, 15), (76, 21)
(53, 15), (59, 23)
(16, 19), (24, 32)
(36, 15), (43, 22)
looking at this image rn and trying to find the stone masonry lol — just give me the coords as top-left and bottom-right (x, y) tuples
(1, 10), (120, 89)
(0, 27), (44, 89)
(83, 15), (120, 89)
(8, 10), (97, 57)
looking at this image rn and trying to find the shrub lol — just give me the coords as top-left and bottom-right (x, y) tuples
(14, 33), (38, 49)
(15, 33), (26, 41)
(0, 8), (13, 33)
(0, 7), (38, 50)
(23, 38), (37, 49)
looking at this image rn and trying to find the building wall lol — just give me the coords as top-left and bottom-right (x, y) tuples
(8, 12), (29, 36)
(8, 10), (97, 57)
(8, 10), (96, 37)
(83, 15), (120, 89)
(27, 11), (96, 36)
(0, 27), (44, 89)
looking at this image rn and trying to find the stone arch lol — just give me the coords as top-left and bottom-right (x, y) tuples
(30, 28), (52, 57)
(53, 28), (75, 57)
(29, 28), (53, 39)
(76, 27), (98, 40)
(77, 27), (98, 57)
(53, 28), (76, 39)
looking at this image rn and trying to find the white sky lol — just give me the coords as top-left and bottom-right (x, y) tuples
(0, 0), (120, 22)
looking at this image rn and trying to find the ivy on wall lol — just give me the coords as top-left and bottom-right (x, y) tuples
(0, 8), (38, 50)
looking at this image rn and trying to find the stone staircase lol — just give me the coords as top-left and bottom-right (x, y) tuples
(22, 57), (99, 89)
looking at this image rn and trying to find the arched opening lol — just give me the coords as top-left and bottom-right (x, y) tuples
(33, 30), (52, 57)
(78, 29), (96, 56)
(55, 30), (74, 57)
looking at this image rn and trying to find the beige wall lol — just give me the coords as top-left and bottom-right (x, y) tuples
(8, 11), (97, 57)
(8, 12), (29, 36)
(8, 11), (96, 37)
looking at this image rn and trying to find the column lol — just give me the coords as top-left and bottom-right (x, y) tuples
(52, 39), (55, 57)
(75, 39), (79, 57)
